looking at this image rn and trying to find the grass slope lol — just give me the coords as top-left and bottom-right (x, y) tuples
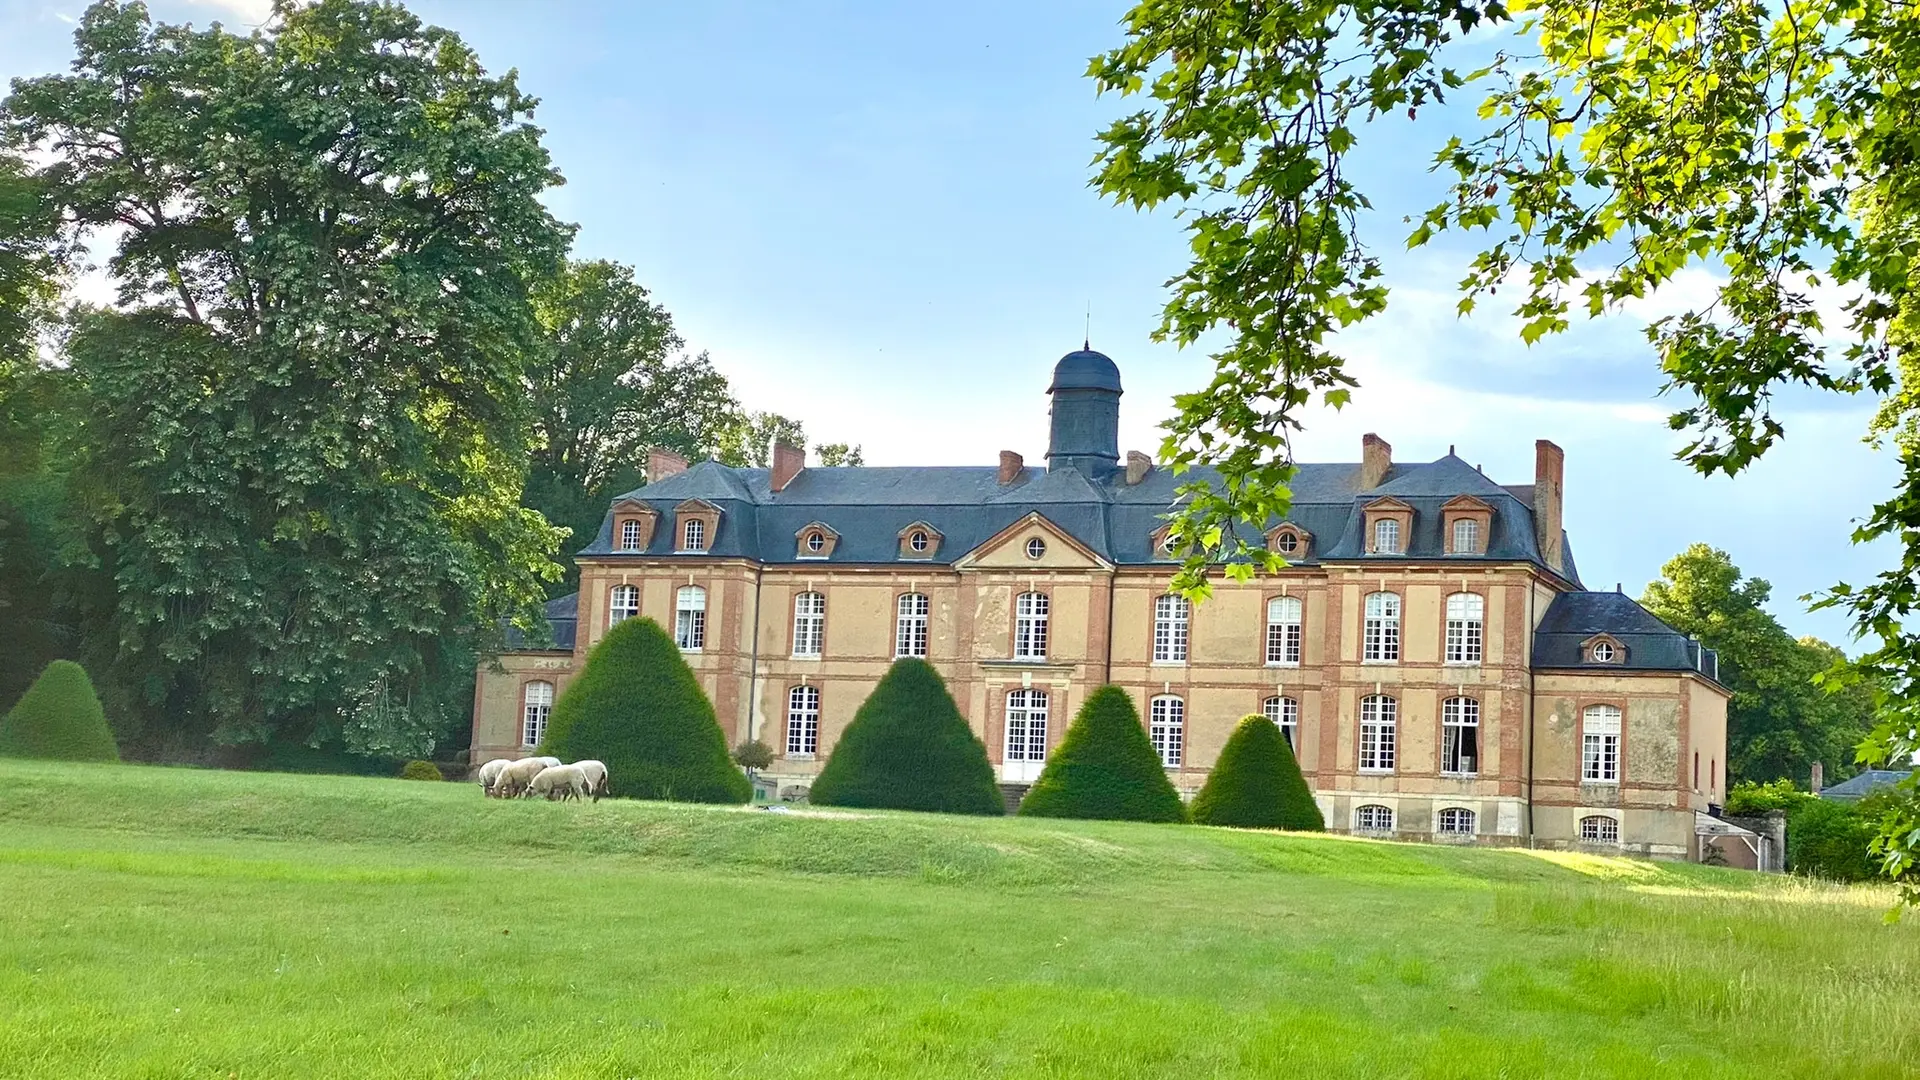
(0, 759), (1914, 1079)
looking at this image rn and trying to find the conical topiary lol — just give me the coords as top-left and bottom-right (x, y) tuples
(1018, 685), (1185, 822)
(538, 616), (750, 803)
(810, 658), (1003, 815)
(0, 660), (119, 762)
(1190, 714), (1325, 830)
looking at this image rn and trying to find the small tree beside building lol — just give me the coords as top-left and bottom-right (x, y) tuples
(810, 659), (1002, 815)
(1019, 685), (1185, 823)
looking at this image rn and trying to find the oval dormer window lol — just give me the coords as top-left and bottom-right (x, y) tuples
(1277, 531), (1300, 554)
(1025, 537), (1046, 560)
(909, 530), (929, 552)
(1592, 641), (1616, 662)
(807, 532), (826, 553)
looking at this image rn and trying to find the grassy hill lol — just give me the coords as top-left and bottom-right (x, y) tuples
(0, 759), (1912, 1078)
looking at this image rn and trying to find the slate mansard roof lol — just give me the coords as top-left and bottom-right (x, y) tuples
(504, 592), (577, 652)
(1532, 590), (1722, 681)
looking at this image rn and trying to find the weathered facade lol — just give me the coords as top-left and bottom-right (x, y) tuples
(474, 348), (1730, 857)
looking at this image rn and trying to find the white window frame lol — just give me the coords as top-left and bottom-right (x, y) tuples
(674, 585), (705, 651)
(1451, 517), (1480, 554)
(1580, 814), (1621, 843)
(609, 584), (640, 628)
(1445, 592), (1484, 664)
(1592, 641), (1617, 662)
(1264, 695), (1299, 752)
(1013, 591), (1049, 660)
(1024, 537), (1046, 560)
(1358, 694), (1397, 773)
(1265, 596), (1303, 666)
(521, 680), (554, 747)
(908, 530), (930, 553)
(1437, 807), (1476, 836)
(1149, 695), (1184, 768)
(1153, 594), (1190, 663)
(1354, 804), (1394, 832)
(1363, 592), (1400, 663)
(894, 592), (929, 658)
(1581, 704), (1622, 783)
(619, 519), (643, 552)
(1440, 696), (1480, 776)
(1373, 517), (1400, 554)
(785, 685), (820, 757)
(792, 592), (826, 658)
(681, 517), (706, 552)
(1004, 688), (1049, 764)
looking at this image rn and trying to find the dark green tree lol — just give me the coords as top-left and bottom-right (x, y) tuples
(1189, 714), (1324, 830)
(538, 616), (749, 803)
(0, 660), (118, 762)
(1019, 685), (1185, 823)
(4, 0), (572, 757)
(812, 443), (864, 467)
(809, 658), (1002, 815)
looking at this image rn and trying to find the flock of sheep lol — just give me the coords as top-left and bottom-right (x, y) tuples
(474, 756), (610, 802)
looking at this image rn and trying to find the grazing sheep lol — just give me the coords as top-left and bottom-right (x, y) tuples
(495, 757), (550, 799)
(531, 756), (561, 769)
(571, 760), (610, 801)
(474, 758), (510, 797)
(529, 764), (589, 802)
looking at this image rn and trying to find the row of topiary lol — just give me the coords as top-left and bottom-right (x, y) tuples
(0, 660), (119, 763)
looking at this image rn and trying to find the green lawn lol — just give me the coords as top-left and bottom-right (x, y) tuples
(0, 760), (1913, 1078)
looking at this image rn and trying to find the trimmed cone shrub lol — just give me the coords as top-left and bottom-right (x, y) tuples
(810, 658), (1002, 815)
(0, 660), (118, 762)
(1189, 714), (1325, 830)
(538, 616), (750, 803)
(399, 760), (444, 781)
(1018, 685), (1184, 822)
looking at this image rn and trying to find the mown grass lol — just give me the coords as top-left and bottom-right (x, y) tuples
(0, 759), (1913, 1078)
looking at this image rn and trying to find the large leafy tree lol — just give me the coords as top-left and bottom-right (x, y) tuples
(1092, 0), (1920, 896)
(3, 0), (570, 757)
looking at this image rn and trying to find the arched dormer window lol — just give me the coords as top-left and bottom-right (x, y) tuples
(673, 499), (720, 554)
(1441, 494), (1492, 555)
(1363, 497), (1413, 555)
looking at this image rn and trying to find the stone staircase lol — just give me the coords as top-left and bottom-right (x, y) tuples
(997, 782), (1031, 815)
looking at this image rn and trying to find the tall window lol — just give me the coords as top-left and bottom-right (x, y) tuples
(1373, 518), (1401, 554)
(1266, 596), (1303, 666)
(1005, 689), (1049, 764)
(609, 584), (640, 627)
(1581, 704), (1622, 783)
(895, 593), (929, 658)
(1440, 697), (1480, 776)
(1580, 815), (1621, 843)
(785, 685), (820, 756)
(1363, 592), (1400, 662)
(674, 585), (705, 651)
(1153, 594), (1190, 662)
(521, 681), (553, 747)
(1149, 695), (1185, 767)
(793, 592), (825, 658)
(1354, 804), (1394, 832)
(1451, 517), (1480, 554)
(1264, 695), (1299, 751)
(1445, 593), (1484, 664)
(1437, 808), (1475, 836)
(1359, 694), (1397, 772)
(1014, 592), (1049, 660)
(619, 520), (643, 551)
(681, 517), (707, 552)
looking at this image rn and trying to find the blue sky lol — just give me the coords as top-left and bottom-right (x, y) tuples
(2, 0), (1895, 644)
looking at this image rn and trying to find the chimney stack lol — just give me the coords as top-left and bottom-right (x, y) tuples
(1360, 433), (1392, 489)
(771, 441), (805, 493)
(1534, 439), (1565, 572)
(646, 448), (688, 483)
(1810, 761), (1824, 796)
(1125, 450), (1152, 485)
(998, 450), (1024, 485)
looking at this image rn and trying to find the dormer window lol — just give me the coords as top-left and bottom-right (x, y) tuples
(806, 532), (825, 553)
(1452, 518), (1478, 552)
(610, 498), (657, 553)
(1593, 641), (1615, 662)
(1441, 495), (1493, 555)
(896, 521), (942, 560)
(1265, 523), (1312, 559)
(1149, 522), (1179, 560)
(683, 518), (706, 552)
(620, 520), (643, 551)
(672, 499), (721, 555)
(795, 521), (841, 559)
(1363, 497), (1413, 555)
(1373, 518), (1400, 554)
(909, 531), (929, 552)
(1583, 634), (1626, 664)
(1277, 532), (1299, 555)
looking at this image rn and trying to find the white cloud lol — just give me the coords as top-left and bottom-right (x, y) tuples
(178, 0), (276, 27)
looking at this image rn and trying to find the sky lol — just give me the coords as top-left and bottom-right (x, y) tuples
(0, 0), (1897, 645)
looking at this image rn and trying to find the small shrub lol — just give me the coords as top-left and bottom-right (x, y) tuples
(1189, 714), (1324, 830)
(0, 660), (118, 763)
(1019, 685), (1184, 823)
(1726, 778), (1803, 816)
(399, 760), (443, 782)
(810, 659), (1002, 815)
(1789, 796), (1881, 881)
(538, 617), (750, 804)
(732, 739), (775, 772)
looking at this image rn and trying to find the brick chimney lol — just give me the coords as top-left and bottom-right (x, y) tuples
(646, 448), (688, 483)
(998, 451), (1024, 484)
(1810, 761), (1824, 796)
(1534, 439), (1565, 572)
(1125, 450), (1152, 485)
(1360, 433), (1392, 489)
(770, 441), (805, 493)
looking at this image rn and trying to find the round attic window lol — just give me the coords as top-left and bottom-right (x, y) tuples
(807, 532), (825, 552)
(1025, 537), (1046, 560)
(1592, 641), (1616, 662)
(909, 530), (929, 552)
(1276, 531), (1300, 554)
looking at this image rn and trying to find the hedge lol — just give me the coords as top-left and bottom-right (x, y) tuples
(810, 658), (1002, 815)
(399, 760), (444, 781)
(1018, 685), (1185, 823)
(538, 616), (750, 803)
(0, 660), (119, 762)
(1190, 714), (1324, 830)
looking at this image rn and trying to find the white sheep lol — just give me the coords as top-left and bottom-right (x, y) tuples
(571, 759), (610, 801)
(529, 763), (589, 802)
(495, 757), (551, 799)
(474, 758), (510, 797)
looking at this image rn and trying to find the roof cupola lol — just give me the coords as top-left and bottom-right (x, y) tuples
(1046, 344), (1122, 474)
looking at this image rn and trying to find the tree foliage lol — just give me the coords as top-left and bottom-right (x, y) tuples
(1094, 0), (1920, 897)
(0, 659), (118, 762)
(1018, 685), (1186, 823)
(538, 616), (750, 804)
(812, 442), (864, 467)
(1189, 714), (1324, 830)
(809, 658), (1003, 815)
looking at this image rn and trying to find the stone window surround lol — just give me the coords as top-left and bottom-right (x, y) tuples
(1577, 698), (1627, 786)
(795, 521), (841, 560)
(897, 521), (943, 560)
(788, 589), (827, 658)
(1148, 521), (1179, 561)
(1581, 632), (1628, 664)
(1008, 586), (1053, 662)
(1266, 523), (1313, 559)
(517, 675), (559, 749)
(893, 589), (931, 659)
(610, 499), (657, 553)
(1362, 497), (1414, 555)
(674, 499), (722, 553)
(1440, 494), (1493, 555)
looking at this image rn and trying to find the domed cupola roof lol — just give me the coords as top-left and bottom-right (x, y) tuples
(1048, 346), (1123, 394)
